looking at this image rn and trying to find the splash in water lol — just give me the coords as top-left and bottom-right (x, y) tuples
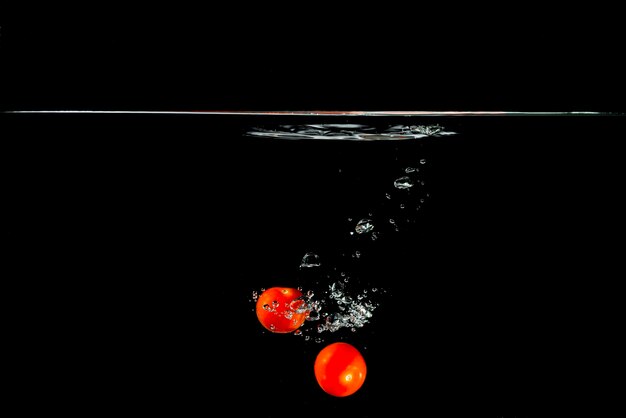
(246, 124), (456, 141)
(250, 123), (448, 341)
(251, 275), (383, 342)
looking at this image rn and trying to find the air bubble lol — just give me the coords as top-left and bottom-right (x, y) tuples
(307, 310), (320, 320)
(355, 218), (375, 234)
(300, 252), (321, 268)
(394, 176), (414, 190)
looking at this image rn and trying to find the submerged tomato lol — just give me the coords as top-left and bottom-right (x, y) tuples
(314, 342), (367, 397)
(255, 287), (309, 333)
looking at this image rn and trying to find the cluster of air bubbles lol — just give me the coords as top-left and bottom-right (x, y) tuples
(316, 280), (379, 333)
(344, 155), (431, 246)
(408, 124), (446, 136)
(251, 277), (382, 342)
(303, 277), (383, 338)
(351, 157), (430, 242)
(254, 253), (382, 330)
(298, 253), (383, 335)
(389, 158), (430, 223)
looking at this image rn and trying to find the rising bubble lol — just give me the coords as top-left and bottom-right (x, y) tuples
(394, 176), (414, 190)
(355, 218), (375, 234)
(300, 252), (321, 268)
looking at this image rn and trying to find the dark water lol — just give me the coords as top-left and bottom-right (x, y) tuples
(4, 113), (625, 417)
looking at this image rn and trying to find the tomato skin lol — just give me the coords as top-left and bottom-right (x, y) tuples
(314, 342), (367, 397)
(255, 287), (309, 333)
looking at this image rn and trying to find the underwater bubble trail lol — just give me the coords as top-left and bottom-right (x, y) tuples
(250, 123), (450, 341)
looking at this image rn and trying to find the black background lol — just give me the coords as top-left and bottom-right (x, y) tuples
(3, 13), (625, 418)
(1, 10), (625, 112)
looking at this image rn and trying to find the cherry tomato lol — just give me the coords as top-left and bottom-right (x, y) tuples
(314, 342), (367, 397)
(255, 287), (309, 333)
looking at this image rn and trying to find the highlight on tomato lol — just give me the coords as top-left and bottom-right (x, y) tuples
(314, 342), (367, 397)
(255, 286), (310, 333)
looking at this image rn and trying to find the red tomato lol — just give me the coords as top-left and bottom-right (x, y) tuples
(255, 287), (309, 333)
(314, 342), (367, 397)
